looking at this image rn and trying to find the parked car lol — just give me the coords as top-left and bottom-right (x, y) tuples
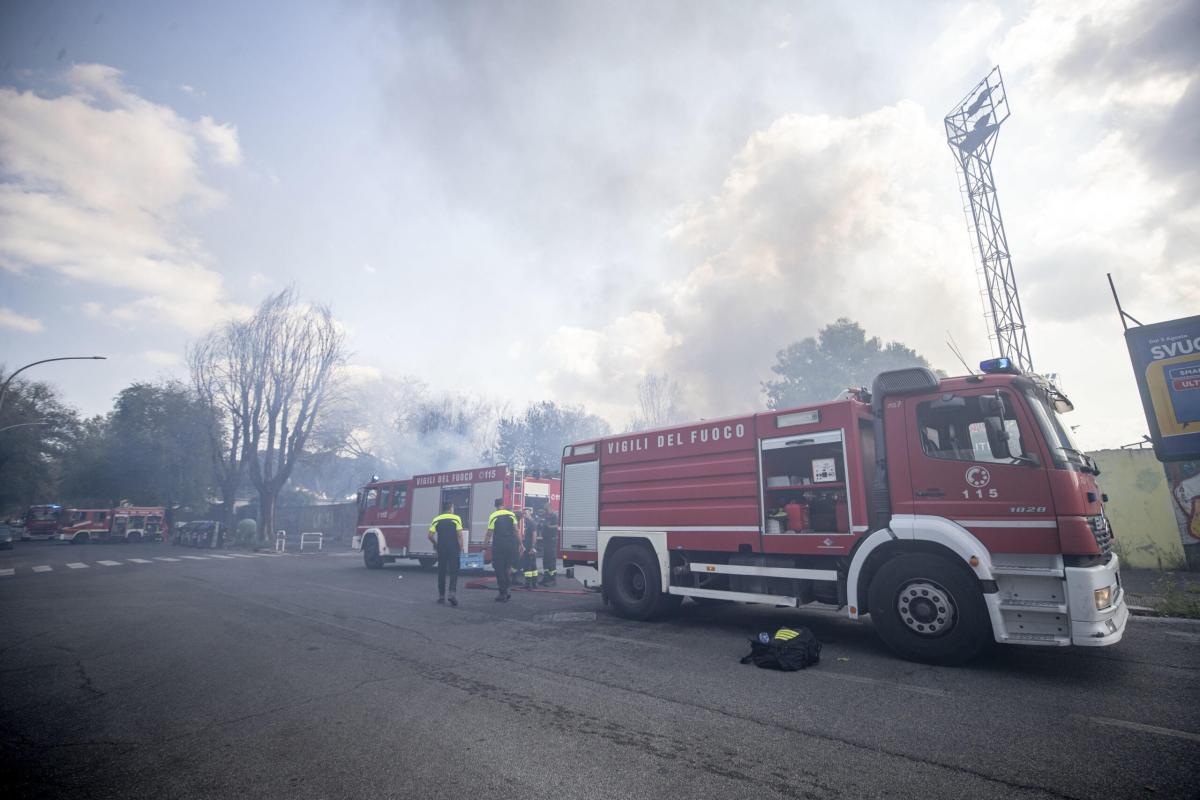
(0, 523), (14, 550)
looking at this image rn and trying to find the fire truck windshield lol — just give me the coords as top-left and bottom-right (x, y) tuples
(29, 507), (60, 522)
(1025, 388), (1093, 473)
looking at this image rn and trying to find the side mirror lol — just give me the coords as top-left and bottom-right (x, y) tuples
(978, 394), (1003, 417)
(983, 415), (1012, 460)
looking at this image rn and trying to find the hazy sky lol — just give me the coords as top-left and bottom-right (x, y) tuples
(0, 0), (1195, 449)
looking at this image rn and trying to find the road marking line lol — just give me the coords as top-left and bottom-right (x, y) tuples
(32, 565), (52, 573)
(67, 562), (88, 569)
(154, 557), (181, 562)
(0, 568), (13, 577)
(226, 553), (257, 558)
(181, 556), (209, 560)
(1084, 716), (1200, 743)
(208, 554), (235, 559)
(96, 560), (122, 566)
(127, 558), (152, 564)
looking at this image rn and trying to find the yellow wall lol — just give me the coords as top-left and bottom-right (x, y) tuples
(1090, 449), (1187, 570)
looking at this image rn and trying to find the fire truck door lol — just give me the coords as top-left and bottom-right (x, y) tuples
(408, 486), (441, 556)
(561, 459), (599, 553)
(904, 389), (1057, 553)
(470, 480), (503, 545)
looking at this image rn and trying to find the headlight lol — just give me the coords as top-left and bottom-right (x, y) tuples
(1094, 586), (1113, 610)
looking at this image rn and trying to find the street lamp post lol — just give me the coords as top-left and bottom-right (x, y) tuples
(0, 356), (106, 416)
(0, 421), (51, 434)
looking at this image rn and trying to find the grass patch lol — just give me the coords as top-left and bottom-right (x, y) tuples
(1154, 576), (1200, 619)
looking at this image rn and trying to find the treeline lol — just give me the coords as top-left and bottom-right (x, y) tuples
(1, 301), (932, 538)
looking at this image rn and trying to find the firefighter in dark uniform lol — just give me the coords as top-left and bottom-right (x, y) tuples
(520, 510), (540, 589)
(486, 499), (519, 602)
(428, 502), (464, 606)
(517, 507), (535, 587)
(539, 510), (559, 586)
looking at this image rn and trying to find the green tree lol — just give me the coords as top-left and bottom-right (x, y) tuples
(104, 381), (215, 523)
(763, 319), (935, 409)
(494, 401), (610, 475)
(0, 372), (80, 515)
(58, 415), (120, 507)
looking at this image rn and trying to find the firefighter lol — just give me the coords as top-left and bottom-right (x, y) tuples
(520, 510), (539, 589)
(486, 498), (519, 602)
(428, 502), (464, 606)
(517, 507), (535, 586)
(539, 510), (559, 587)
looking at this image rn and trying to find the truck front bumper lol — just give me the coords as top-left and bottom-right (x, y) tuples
(1065, 553), (1128, 647)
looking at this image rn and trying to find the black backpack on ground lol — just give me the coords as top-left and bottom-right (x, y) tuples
(740, 626), (821, 671)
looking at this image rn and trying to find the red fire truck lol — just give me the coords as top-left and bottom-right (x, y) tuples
(21, 504), (64, 540)
(56, 506), (165, 544)
(353, 466), (560, 569)
(559, 361), (1127, 664)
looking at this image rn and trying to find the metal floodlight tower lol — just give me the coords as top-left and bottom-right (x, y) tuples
(945, 65), (1034, 374)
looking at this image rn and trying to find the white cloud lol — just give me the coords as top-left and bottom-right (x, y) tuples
(536, 102), (976, 420)
(0, 64), (244, 333)
(536, 310), (680, 420)
(142, 349), (181, 366)
(0, 306), (44, 333)
(197, 115), (242, 165)
(340, 363), (384, 385)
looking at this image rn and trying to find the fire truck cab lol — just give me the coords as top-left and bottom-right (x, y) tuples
(353, 466), (560, 569)
(559, 362), (1127, 664)
(21, 504), (63, 540)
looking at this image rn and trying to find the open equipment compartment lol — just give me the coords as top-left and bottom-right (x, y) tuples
(760, 429), (852, 534)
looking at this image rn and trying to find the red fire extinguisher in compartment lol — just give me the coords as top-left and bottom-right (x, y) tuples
(784, 501), (809, 532)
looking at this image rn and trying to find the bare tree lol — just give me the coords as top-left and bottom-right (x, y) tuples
(189, 321), (254, 536)
(190, 289), (346, 544)
(629, 372), (686, 431)
(242, 289), (346, 543)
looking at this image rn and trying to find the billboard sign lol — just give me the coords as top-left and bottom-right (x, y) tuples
(1125, 314), (1200, 462)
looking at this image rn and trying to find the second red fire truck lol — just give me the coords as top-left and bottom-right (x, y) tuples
(353, 465), (559, 568)
(558, 360), (1127, 664)
(56, 506), (165, 544)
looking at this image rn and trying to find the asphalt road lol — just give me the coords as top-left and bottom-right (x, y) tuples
(2, 540), (1198, 800)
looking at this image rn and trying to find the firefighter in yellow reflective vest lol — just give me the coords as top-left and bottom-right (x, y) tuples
(486, 499), (519, 602)
(428, 502), (464, 606)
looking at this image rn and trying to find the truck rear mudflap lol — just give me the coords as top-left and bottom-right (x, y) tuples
(1065, 553), (1128, 647)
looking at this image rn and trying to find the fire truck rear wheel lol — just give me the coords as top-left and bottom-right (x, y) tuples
(607, 543), (679, 621)
(363, 536), (384, 569)
(867, 553), (989, 666)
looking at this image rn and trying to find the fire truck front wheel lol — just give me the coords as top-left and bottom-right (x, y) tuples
(867, 553), (990, 666)
(362, 536), (385, 569)
(606, 543), (680, 621)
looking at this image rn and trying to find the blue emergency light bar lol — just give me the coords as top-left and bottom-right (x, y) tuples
(979, 357), (1020, 375)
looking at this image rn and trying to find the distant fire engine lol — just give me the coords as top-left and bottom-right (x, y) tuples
(353, 466), (560, 568)
(559, 361), (1127, 664)
(57, 507), (165, 544)
(21, 504), (63, 540)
